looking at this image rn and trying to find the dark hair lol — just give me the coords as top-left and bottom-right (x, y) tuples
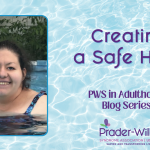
(0, 40), (32, 89)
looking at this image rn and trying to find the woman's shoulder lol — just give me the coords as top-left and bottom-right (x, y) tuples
(23, 89), (47, 115)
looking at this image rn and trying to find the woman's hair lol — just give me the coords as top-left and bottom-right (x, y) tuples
(0, 40), (32, 89)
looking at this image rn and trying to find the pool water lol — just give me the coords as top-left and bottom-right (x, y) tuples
(0, 113), (47, 135)
(30, 71), (47, 93)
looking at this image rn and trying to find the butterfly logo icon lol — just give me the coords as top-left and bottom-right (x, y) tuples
(100, 119), (110, 128)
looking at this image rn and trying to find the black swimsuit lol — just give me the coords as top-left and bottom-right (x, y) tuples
(24, 91), (47, 115)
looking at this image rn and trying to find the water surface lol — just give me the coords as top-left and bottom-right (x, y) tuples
(0, 113), (47, 135)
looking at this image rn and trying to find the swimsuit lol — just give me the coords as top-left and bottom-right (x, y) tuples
(0, 91), (47, 135)
(24, 91), (47, 115)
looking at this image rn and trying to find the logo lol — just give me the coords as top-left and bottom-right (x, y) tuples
(99, 119), (150, 137)
(100, 119), (110, 128)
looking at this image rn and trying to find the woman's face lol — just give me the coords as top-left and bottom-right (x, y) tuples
(0, 49), (26, 98)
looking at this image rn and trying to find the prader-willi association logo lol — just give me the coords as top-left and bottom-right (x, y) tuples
(100, 119), (150, 137)
(100, 119), (110, 128)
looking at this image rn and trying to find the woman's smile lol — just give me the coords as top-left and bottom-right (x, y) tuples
(0, 49), (25, 97)
(0, 82), (10, 85)
(0, 40), (47, 117)
(0, 81), (11, 88)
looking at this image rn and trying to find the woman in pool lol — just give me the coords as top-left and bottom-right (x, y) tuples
(0, 40), (47, 115)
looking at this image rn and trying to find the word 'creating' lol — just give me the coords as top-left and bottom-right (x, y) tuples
(74, 29), (150, 68)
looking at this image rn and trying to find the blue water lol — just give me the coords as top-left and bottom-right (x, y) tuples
(30, 71), (47, 93)
(0, 114), (47, 135)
